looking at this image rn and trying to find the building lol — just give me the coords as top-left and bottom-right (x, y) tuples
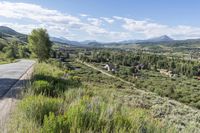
(104, 63), (116, 72)
(159, 69), (176, 78)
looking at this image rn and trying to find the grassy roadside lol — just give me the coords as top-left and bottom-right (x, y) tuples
(8, 60), (175, 133)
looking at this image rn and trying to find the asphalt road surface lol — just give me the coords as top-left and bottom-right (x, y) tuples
(0, 60), (35, 97)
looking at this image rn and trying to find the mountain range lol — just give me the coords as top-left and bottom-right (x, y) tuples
(0, 26), (27, 43)
(1, 26), (200, 48)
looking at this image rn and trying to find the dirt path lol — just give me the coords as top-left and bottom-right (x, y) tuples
(77, 60), (135, 86)
(0, 60), (35, 133)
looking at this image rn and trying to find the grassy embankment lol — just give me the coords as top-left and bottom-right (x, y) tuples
(8, 59), (175, 133)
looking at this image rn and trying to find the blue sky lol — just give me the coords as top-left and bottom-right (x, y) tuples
(0, 0), (200, 41)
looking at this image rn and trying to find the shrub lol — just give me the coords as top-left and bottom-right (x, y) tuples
(31, 63), (82, 97)
(32, 80), (51, 95)
(42, 112), (69, 133)
(19, 95), (63, 124)
(41, 96), (173, 133)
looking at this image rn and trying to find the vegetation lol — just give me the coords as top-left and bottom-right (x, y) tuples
(0, 38), (29, 63)
(0, 28), (52, 64)
(0, 27), (30, 64)
(9, 61), (176, 133)
(2, 28), (200, 132)
(79, 49), (200, 109)
(80, 50), (200, 77)
(28, 28), (52, 62)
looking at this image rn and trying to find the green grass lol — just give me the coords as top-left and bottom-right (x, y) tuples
(8, 60), (176, 133)
(29, 62), (81, 97)
(42, 94), (170, 133)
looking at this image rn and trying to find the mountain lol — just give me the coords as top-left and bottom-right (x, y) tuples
(1, 26), (200, 48)
(145, 35), (174, 43)
(0, 26), (22, 36)
(51, 37), (104, 47)
(117, 35), (174, 44)
(50, 37), (81, 46)
(118, 40), (137, 44)
(0, 26), (27, 43)
(80, 40), (98, 45)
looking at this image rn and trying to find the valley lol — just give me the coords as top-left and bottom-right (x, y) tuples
(1, 26), (200, 132)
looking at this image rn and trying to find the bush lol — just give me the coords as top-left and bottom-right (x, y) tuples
(42, 112), (69, 133)
(41, 96), (173, 133)
(31, 63), (82, 97)
(32, 80), (51, 95)
(19, 95), (63, 124)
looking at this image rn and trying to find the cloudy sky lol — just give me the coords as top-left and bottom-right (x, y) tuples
(0, 0), (200, 42)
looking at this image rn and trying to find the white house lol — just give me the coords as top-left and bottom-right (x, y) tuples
(104, 64), (116, 72)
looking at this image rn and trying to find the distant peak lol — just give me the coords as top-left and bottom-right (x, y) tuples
(0, 26), (21, 36)
(160, 35), (172, 39)
(146, 35), (174, 42)
(0, 26), (16, 31)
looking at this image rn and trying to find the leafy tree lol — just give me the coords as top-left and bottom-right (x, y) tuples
(4, 46), (15, 59)
(3, 44), (18, 59)
(19, 45), (29, 58)
(0, 42), (5, 51)
(28, 28), (52, 62)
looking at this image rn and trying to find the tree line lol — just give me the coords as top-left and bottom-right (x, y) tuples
(79, 50), (200, 77)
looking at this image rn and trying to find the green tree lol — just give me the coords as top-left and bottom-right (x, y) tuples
(28, 28), (52, 62)
(19, 45), (29, 58)
(4, 47), (15, 59)
(3, 44), (17, 59)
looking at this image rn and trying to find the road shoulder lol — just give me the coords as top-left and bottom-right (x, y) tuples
(0, 62), (35, 133)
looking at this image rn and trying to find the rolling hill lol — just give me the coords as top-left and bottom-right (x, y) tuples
(0, 26), (27, 44)
(1, 26), (200, 48)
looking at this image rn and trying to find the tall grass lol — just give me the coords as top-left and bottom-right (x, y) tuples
(8, 95), (62, 133)
(29, 63), (81, 97)
(42, 90), (174, 133)
(19, 95), (63, 124)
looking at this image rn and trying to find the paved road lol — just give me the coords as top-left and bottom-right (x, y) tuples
(0, 60), (35, 97)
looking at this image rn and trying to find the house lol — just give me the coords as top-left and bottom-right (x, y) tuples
(159, 69), (174, 77)
(130, 63), (145, 78)
(104, 63), (116, 72)
(135, 64), (145, 70)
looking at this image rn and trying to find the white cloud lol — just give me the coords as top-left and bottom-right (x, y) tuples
(0, 1), (128, 41)
(81, 24), (107, 35)
(113, 16), (200, 39)
(87, 18), (102, 26)
(79, 13), (89, 17)
(0, 22), (38, 34)
(101, 17), (114, 24)
(1, 1), (200, 41)
(0, 1), (80, 24)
